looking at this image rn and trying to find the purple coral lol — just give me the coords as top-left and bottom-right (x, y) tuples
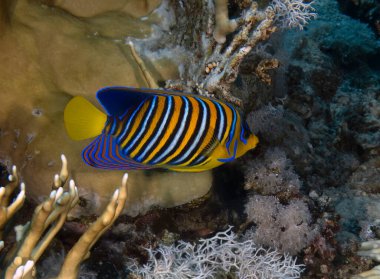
(245, 195), (318, 255)
(244, 148), (301, 197)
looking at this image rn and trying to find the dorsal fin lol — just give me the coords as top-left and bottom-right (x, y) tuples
(96, 86), (152, 116)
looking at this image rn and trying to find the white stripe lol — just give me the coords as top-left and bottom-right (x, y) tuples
(214, 101), (225, 141)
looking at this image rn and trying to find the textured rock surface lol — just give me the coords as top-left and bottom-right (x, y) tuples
(44, 0), (161, 18)
(348, 158), (380, 194)
(0, 0), (211, 215)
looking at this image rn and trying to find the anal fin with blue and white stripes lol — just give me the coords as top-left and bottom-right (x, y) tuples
(82, 134), (152, 170)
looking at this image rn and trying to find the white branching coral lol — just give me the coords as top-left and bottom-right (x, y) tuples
(271, 0), (317, 29)
(129, 227), (304, 278)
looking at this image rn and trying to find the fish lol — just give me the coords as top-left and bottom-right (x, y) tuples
(64, 86), (259, 172)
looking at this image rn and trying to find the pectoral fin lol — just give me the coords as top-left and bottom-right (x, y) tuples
(218, 140), (238, 163)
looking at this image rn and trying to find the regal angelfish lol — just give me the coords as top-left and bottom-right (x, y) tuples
(64, 87), (259, 172)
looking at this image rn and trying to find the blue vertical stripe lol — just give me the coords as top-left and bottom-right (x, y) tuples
(110, 117), (118, 135)
(240, 122), (247, 145)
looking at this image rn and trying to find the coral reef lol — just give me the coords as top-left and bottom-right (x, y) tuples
(160, 0), (315, 106)
(0, 0), (379, 277)
(0, 0), (318, 218)
(246, 0), (379, 276)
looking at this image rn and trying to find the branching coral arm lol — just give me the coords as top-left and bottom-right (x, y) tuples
(127, 42), (158, 89)
(0, 164), (25, 239)
(213, 0), (237, 44)
(53, 154), (69, 190)
(4, 184), (78, 279)
(0, 166), (20, 207)
(200, 3), (276, 107)
(11, 259), (35, 279)
(4, 155), (79, 278)
(31, 181), (78, 262)
(4, 257), (35, 279)
(9, 184), (77, 264)
(0, 183), (25, 238)
(56, 173), (128, 279)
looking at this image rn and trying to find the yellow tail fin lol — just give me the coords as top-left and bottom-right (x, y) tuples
(64, 96), (107, 140)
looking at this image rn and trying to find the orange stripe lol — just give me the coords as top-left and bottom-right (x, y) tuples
(115, 118), (124, 135)
(129, 96), (166, 157)
(143, 96), (183, 163)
